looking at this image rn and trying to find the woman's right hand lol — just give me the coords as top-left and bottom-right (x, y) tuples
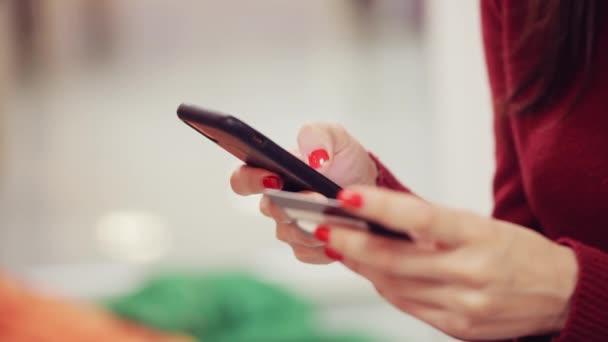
(230, 123), (378, 264)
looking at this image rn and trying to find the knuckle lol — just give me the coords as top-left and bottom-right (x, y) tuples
(259, 197), (271, 217)
(345, 260), (361, 274)
(294, 233), (325, 247)
(291, 229), (323, 247)
(292, 246), (323, 264)
(413, 202), (436, 235)
(453, 258), (493, 288)
(268, 201), (288, 220)
(374, 274), (402, 291)
(373, 249), (400, 273)
(275, 224), (290, 242)
(461, 293), (493, 320)
(291, 246), (308, 262)
(297, 122), (316, 137)
(377, 196), (403, 225)
(330, 123), (348, 136)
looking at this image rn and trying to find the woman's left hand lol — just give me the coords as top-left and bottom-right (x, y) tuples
(317, 185), (579, 341)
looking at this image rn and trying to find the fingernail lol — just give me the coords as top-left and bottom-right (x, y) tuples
(308, 149), (330, 169)
(314, 225), (330, 243)
(325, 247), (343, 261)
(262, 176), (281, 189)
(337, 190), (363, 208)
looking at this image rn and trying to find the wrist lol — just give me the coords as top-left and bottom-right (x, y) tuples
(552, 244), (579, 332)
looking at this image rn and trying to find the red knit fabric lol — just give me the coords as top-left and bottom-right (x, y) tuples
(369, 153), (411, 193)
(483, 1), (608, 339)
(370, 1), (608, 340)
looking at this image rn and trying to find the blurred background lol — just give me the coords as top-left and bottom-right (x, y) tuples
(0, 0), (493, 341)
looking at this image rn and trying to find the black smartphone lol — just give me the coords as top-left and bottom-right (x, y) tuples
(177, 104), (342, 198)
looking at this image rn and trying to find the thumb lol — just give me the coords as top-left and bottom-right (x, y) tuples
(297, 123), (349, 171)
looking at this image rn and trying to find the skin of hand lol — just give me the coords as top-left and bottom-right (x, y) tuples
(229, 123), (378, 264)
(318, 185), (579, 340)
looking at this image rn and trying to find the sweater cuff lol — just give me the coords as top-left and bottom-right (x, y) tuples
(553, 238), (608, 342)
(368, 152), (411, 194)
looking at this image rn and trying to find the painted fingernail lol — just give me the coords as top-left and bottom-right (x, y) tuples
(337, 190), (363, 208)
(314, 225), (330, 243)
(325, 247), (343, 261)
(262, 176), (281, 189)
(308, 149), (330, 169)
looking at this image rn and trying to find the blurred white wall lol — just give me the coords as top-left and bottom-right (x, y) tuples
(0, 0), (436, 269)
(426, 0), (494, 213)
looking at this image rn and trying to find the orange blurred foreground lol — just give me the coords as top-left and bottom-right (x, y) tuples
(0, 274), (193, 342)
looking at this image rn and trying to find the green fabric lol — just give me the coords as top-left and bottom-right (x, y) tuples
(105, 272), (373, 342)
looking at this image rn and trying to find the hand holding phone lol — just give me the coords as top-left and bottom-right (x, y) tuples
(177, 104), (379, 197)
(177, 104), (405, 264)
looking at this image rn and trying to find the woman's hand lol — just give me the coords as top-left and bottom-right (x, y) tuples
(318, 185), (579, 340)
(230, 123), (378, 264)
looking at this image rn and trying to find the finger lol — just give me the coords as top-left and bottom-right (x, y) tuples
(329, 226), (452, 280)
(290, 226), (325, 247)
(267, 191), (328, 247)
(380, 296), (458, 337)
(275, 221), (291, 243)
(338, 186), (480, 246)
(271, 196), (325, 248)
(276, 222), (325, 248)
(344, 261), (471, 313)
(376, 287), (444, 311)
(297, 123), (350, 171)
(291, 245), (334, 264)
(374, 291), (466, 337)
(385, 294), (527, 340)
(343, 261), (445, 298)
(259, 195), (273, 218)
(230, 165), (282, 196)
(265, 197), (294, 225)
(346, 259), (452, 308)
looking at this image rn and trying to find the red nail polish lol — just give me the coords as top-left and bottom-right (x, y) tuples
(337, 190), (363, 208)
(325, 247), (343, 261)
(308, 149), (330, 169)
(262, 176), (281, 189)
(314, 225), (330, 242)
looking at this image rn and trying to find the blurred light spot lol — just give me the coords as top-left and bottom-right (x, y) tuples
(96, 211), (171, 264)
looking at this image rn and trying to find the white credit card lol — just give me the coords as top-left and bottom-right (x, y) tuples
(264, 190), (410, 240)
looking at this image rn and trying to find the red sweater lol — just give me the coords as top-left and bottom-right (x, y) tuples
(372, 1), (608, 341)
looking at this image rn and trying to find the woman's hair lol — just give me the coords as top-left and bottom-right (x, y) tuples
(508, 0), (600, 115)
